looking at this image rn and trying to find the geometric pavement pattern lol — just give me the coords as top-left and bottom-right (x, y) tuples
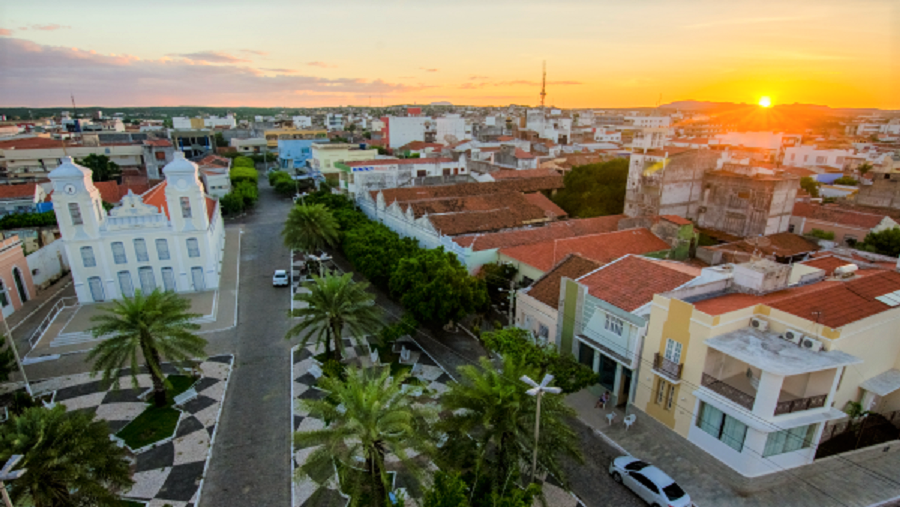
(30, 355), (233, 507)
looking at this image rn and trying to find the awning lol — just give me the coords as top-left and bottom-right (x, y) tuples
(860, 369), (900, 397)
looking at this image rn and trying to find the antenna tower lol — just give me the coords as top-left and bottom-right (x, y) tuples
(540, 61), (547, 109)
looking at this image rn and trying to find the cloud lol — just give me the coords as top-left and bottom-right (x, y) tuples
(168, 51), (251, 64)
(468, 75), (489, 80)
(421, 68), (439, 72)
(240, 49), (268, 56)
(0, 38), (425, 107)
(459, 82), (487, 90)
(307, 61), (337, 68)
(0, 28), (12, 37)
(261, 68), (297, 74)
(31, 24), (70, 31)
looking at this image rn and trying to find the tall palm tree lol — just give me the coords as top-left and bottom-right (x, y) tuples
(294, 367), (436, 507)
(0, 405), (133, 507)
(287, 273), (381, 362)
(87, 289), (206, 407)
(439, 355), (582, 491)
(282, 203), (341, 255)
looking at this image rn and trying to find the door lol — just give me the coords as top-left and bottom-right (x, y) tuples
(12, 267), (28, 303)
(191, 267), (205, 291)
(88, 276), (105, 302)
(0, 278), (11, 318)
(161, 267), (176, 292)
(118, 271), (135, 298)
(619, 368), (633, 407)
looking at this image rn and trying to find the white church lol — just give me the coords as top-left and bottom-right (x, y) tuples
(49, 153), (225, 303)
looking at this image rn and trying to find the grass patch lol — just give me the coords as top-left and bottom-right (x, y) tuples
(115, 375), (195, 450)
(118, 500), (146, 507)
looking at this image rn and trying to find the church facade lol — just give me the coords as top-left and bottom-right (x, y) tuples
(49, 153), (225, 304)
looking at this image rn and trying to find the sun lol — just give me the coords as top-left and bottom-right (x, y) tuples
(759, 96), (772, 108)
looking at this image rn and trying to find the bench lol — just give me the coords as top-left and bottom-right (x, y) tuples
(173, 387), (198, 407)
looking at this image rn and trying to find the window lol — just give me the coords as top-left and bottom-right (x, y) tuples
(816, 156), (826, 164)
(604, 314), (624, 336)
(656, 378), (668, 405)
(443, 168), (451, 176)
(118, 271), (134, 298)
(155, 239), (170, 260)
(88, 276), (105, 302)
(180, 197), (192, 218)
(697, 402), (748, 452)
(68, 203), (83, 225)
(155, 151), (166, 160)
(788, 224), (795, 233)
(763, 424), (817, 457)
(138, 267), (156, 293)
(80, 246), (96, 267)
(843, 234), (857, 246)
(417, 170), (426, 178)
(667, 382), (676, 410)
(134, 239), (149, 262)
(630, 473), (659, 495)
(111, 242), (127, 264)
(161, 267), (177, 292)
(186, 238), (200, 258)
(664, 338), (683, 364)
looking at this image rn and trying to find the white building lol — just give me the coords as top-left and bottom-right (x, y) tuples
(385, 117), (428, 149)
(436, 115), (468, 145)
(338, 158), (463, 195)
(625, 116), (671, 128)
(293, 116), (313, 129)
(204, 115), (236, 129)
(326, 113), (344, 131)
(50, 154), (225, 304)
(783, 146), (854, 170)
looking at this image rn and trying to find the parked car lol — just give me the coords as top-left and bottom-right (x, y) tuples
(609, 456), (691, 507)
(272, 269), (289, 287)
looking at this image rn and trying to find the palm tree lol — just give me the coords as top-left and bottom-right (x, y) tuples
(87, 289), (206, 407)
(294, 367), (436, 507)
(287, 273), (381, 362)
(0, 405), (133, 507)
(439, 355), (582, 492)
(282, 203), (340, 255)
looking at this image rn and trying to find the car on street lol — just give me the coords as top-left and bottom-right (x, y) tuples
(272, 269), (289, 287)
(609, 456), (691, 507)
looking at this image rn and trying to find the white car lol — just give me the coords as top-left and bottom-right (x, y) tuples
(609, 456), (691, 507)
(272, 270), (289, 287)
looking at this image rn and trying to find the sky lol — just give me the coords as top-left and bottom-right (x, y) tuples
(1, 0), (898, 109)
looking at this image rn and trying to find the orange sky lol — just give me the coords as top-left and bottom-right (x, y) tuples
(1, 0), (898, 109)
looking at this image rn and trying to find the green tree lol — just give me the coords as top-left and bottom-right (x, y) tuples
(234, 180), (258, 207)
(77, 154), (122, 182)
(233, 156), (256, 168)
(439, 355), (582, 492)
(287, 273), (381, 362)
(219, 191), (245, 215)
(0, 405), (133, 507)
(800, 176), (820, 198)
(833, 176), (858, 186)
(343, 222), (420, 290)
(857, 228), (900, 257)
(214, 132), (227, 148)
(0, 334), (16, 382)
(282, 203), (340, 254)
(294, 367), (435, 507)
(857, 162), (874, 176)
(229, 165), (259, 185)
(87, 289), (206, 407)
(389, 248), (489, 326)
(551, 158), (628, 218)
(423, 471), (470, 507)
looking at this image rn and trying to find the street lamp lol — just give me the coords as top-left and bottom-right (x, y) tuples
(2, 316), (31, 396)
(520, 373), (561, 484)
(0, 455), (25, 507)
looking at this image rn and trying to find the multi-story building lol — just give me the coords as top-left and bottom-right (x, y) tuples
(292, 116), (313, 129)
(783, 146), (854, 171)
(0, 183), (48, 215)
(624, 149), (719, 220)
(229, 138), (267, 154)
(625, 116), (672, 129)
(0, 137), (144, 183)
(264, 129), (327, 149)
(382, 117), (428, 149)
(310, 144), (379, 179)
(170, 130), (214, 158)
(789, 202), (899, 246)
(436, 115), (469, 145)
(142, 139), (175, 180)
(0, 235), (37, 321)
(325, 113), (344, 131)
(277, 139), (330, 172)
(49, 154), (224, 303)
(196, 155), (232, 198)
(336, 158), (464, 195)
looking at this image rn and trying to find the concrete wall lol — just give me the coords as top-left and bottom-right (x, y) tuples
(0, 235), (36, 319)
(516, 292), (559, 345)
(26, 240), (69, 289)
(696, 173), (798, 237)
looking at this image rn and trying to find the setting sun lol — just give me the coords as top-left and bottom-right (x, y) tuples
(758, 96), (772, 108)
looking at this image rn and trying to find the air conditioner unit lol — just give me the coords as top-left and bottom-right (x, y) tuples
(783, 329), (804, 345)
(750, 317), (769, 332)
(800, 336), (823, 352)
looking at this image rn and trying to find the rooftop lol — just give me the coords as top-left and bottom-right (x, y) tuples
(859, 369), (900, 397)
(0, 183), (38, 200)
(706, 232), (820, 259)
(524, 254), (601, 309)
(0, 137), (67, 150)
(491, 168), (559, 180)
(374, 176), (564, 205)
(453, 215), (625, 251)
(345, 158), (453, 167)
(792, 202), (889, 229)
(706, 328), (861, 376)
(576, 255), (701, 312)
(523, 192), (567, 219)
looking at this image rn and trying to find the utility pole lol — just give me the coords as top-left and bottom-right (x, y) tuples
(540, 61), (547, 110)
(507, 280), (516, 328)
(2, 315), (31, 396)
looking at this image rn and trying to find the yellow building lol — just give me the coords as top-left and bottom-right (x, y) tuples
(634, 257), (900, 478)
(264, 129), (327, 148)
(310, 143), (378, 175)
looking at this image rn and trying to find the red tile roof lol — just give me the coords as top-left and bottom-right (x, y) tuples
(515, 148), (535, 159)
(142, 139), (173, 147)
(792, 202), (888, 230)
(497, 136), (515, 141)
(523, 192), (567, 219)
(660, 215), (692, 226)
(401, 141), (444, 151)
(0, 183), (38, 200)
(0, 137), (67, 150)
(525, 254), (601, 309)
(93, 181), (122, 204)
(140, 181), (216, 223)
(491, 168), (559, 180)
(577, 255), (700, 311)
(376, 177), (564, 206)
(706, 232), (820, 259)
(500, 228), (671, 272)
(453, 215), (625, 251)
(800, 256), (855, 276)
(197, 154), (231, 168)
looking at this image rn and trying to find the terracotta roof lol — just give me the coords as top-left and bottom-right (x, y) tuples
(375, 177), (564, 205)
(576, 255), (700, 312)
(707, 232), (820, 259)
(197, 154), (231, 168)
(793, 202), (887, 229)
(660, 215), (691, 226)
(0, 183), (38, 200)
(401, 141), (443, 151)
(515, 148), (535, 159)
(347, 158), (453, 167)
(491, 168), (559, 180)
(93, 181), (122, 203)
(778, 165), (817, 178)
(800, 255), (855, 276)
(525, 254), (601, 309)
(0, 137), (66, 150)
(453, 215), (625, 251)
(497, 136), (515, 141)
(500, 228), (671, 272)
(429, 207), (543, 236)
(523, 192), (567, 219)
(142, 139), (173, 147)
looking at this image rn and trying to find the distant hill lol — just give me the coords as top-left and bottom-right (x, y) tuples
(430, 101), (453, 106)
(660, 100), (743, 111)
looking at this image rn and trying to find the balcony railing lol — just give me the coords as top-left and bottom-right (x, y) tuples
(653, 353), (683, 381)
(774, 394), (828, 415)
(701, 373), (755, 410)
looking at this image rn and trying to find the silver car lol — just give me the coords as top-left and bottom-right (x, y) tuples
(609, 456), (692, 507)
(272, 270), (289, 287)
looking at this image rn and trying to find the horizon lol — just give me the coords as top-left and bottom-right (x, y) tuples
(1, 0), (898, 110)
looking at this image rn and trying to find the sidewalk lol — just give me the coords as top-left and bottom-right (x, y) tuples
(567, 390), (900, 507)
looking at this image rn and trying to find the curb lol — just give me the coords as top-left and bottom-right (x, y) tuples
(194, 354), (235, 507)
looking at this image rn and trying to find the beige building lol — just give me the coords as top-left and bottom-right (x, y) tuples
(264, 128), (327, 148)
(0, 137), (143, 183)
(310, 144), (378, 176)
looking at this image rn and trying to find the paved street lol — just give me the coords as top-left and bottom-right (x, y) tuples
(199, 185), (294, 507)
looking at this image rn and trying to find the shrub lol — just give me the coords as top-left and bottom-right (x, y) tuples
(220, 192), (245, 215)
(833, 176), (858, 186)
(234, 181), (258, 207)
(0, 210), (57, 231)
(233, 156), (255, 168)
(230, 166), (258, 186)
(807, 229), (835, 241)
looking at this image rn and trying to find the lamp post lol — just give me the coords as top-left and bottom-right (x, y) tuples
(520, 373), (561, 484)
(0, 454), (25, 507)
(2, 316), (31, 396)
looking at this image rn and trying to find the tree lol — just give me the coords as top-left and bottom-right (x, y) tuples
(77, 154), (121, 182)
(800, 176), (820, 198)
(87, 289), (206, 407)
(294, 367), (435, 507)
(234, 180), (258, 207)
(833, 176), (858, 186)
(439, 355), (582, 493)
(343, 222), (420, 290)
(551, 158), (628, 218)
(219, 191), (245, 215)
(857, 162), (874, 176)
(856, 228), (900, 257)
(214, 132), (227, 148)
(0, 405), (133, 507)
(287, 273), (381, 362)
(423, 472), (470, 507)
(282, 203), (340, 254)
(0, 334), (16, 382)
(389, 248), (489, 326)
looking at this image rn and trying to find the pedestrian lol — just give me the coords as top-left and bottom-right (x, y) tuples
(595, 391), (610, 409)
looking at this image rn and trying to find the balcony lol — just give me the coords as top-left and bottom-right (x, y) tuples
(653, 352), (683, 381)
(701, 372), (754, 410)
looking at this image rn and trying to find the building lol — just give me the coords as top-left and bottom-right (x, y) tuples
(172, 117), (205, 130)
(783, 146), (854, 170)
(789, 202), (899, 246)
(493, 145), (538, 170)
(625, 116), (672, 129)
(0, 183), (48, 215)
(0, 137), (144, 184)
(855, 170), (900, 209)
(0, 235), (37, 320)
(382, 117), (428, 149)
(631, 259), (900, 481)
(336, 158), (465, 195)
(230, 138), (267, 154)
(196, 155), (233, 198)
(142, 139), (175, 180)
(170, 130), (214, 159)
(436, 115), (468, 145)
(325, 113), (344, 131)
(697, 232), (820, 266)
(310, 143), (378, 177)
(624, 149), (720, 220)
(264, 129), (327, 149)
(277, 139), (330, 172)
(49, 154), (224, 303)
(292, 116), (312, 129)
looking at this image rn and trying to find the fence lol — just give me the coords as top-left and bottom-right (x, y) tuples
(817, 410), (900, 459)
(28, 296), (79, 347)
